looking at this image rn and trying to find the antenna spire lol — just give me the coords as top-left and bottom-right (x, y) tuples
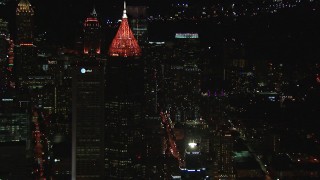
(91, 6), (97, 17)
(109, 0), (141, 57)
(122, 1), (127, 18)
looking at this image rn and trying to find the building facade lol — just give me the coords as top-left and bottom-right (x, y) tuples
(72, 62), (105, 180)
(83, 7), (101, 56)
(105, 2), (146, 178)
(16, 0), (34, 46)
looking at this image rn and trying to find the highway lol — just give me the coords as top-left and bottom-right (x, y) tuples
(32, 109), (46, 180)
(160, 111), (184, 167)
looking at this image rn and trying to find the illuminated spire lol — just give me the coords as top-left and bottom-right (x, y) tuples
(122, 1), (127, 18)
(91, 6), (97, 17)
(108, 1), (141, 57)
(16, 0), (34, 14)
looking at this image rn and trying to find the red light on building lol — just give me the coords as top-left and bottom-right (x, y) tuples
(316, 74), (320, 84)
(83, 7), (101, 56)
(83, 48), (89, 54)
(109, 2), (141, 57)
(19, 43), (34, 46)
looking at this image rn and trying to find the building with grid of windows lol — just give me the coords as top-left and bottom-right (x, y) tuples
(16, 0), (34, 46)
(104, 2), (145, 178)
(83, 7), (101, 56)
(71, 61), (105, 180)
(213, 131), (235, 179)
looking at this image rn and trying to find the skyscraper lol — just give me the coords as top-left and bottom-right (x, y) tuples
(105, 2), (145, 178)
(181, 142), (206, 179)
(163, 33), (202, 122)
(83, 7), (101, 56)
(16, 0), (34, 46)
(72, 62), (105, 180)
(213, 131), (235, 179)
(0, 98), (32, 180)
(15, 0), (36, 80)
(0, 19), (9, 61)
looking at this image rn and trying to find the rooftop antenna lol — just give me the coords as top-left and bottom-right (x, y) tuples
(122, 1), (127, 18)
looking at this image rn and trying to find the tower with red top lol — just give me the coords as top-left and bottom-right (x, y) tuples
(105, 2), (145, 179)
(109, 1), (141, 57)
(83, 7), (101, 55)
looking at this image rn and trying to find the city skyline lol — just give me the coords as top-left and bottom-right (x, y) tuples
(0, 0), (320, 179)
(0, 1), (319, 49)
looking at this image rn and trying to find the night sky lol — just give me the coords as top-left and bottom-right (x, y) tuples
(0, 0), (319, 63)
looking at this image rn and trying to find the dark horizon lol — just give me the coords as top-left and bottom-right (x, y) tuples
(0, 0), (319, 56)
(1, 1), (317, 70)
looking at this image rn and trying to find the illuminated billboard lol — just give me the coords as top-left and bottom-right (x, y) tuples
(175, 33), (199, 39)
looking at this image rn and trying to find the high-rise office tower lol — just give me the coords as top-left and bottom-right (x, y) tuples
(0, 98), (32, 179)
(72, 61), (105, 180)
(213, 131), (235, 179)
(105, 2), (145, 178)
(0, 99), (29, 143)
(143, 43), (165, 116)
(15, 0), (36, 80)
(222, 38), (247, 92)
(0, 19), (9, 61)
(163, 33), (202, 122)
(83, 7), (101, 56)
(16, 0), (34, 46)
(1, 17), (31, 178)
(181, 142), (206, 179)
